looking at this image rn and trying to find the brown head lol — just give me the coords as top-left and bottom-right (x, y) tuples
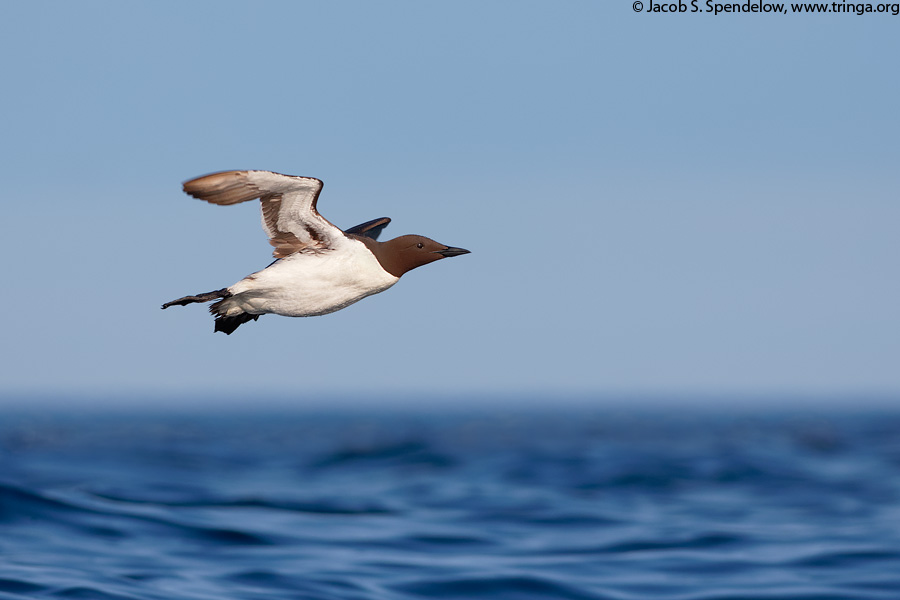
(354, 234), (470, 278)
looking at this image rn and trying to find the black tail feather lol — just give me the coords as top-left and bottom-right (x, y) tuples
(214, 312), (260, 335)
(163, 287), (260, 334)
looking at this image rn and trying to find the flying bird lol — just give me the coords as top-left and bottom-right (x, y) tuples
(162, 170), (470, 334)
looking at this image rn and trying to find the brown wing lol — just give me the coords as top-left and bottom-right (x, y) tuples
(182, 170), (342, 258)
(344, 217), (391, 241)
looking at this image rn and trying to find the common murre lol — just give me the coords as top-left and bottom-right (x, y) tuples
(162, 170), (470, 334)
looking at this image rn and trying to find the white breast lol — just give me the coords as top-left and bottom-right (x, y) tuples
(225, 237), (399, 317)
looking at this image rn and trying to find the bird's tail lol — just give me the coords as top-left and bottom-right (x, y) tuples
(210, 300), (260, 335)
(162, 288), (261, 335)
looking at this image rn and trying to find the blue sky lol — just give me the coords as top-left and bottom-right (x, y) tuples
(1, 2), (898, 405)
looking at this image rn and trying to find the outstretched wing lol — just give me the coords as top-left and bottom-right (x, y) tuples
(182, 170), (343, 258)
(344, 217), (391, 241)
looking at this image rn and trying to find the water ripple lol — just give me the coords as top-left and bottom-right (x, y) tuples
(2, 408), (900, 599)
(392, 574), (613, 600)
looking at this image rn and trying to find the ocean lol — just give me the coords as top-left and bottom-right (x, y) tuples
(2, 402), (900, 599)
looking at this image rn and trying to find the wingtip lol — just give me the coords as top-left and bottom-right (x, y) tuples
(181, 171), (260, 205)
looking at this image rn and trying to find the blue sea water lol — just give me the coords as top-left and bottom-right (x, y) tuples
(2, 403), (900, 600)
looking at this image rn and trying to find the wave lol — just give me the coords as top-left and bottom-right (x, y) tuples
(2, 410), (900, 599)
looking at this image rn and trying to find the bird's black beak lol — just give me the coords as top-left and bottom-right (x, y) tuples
(437, 246), (471, 258)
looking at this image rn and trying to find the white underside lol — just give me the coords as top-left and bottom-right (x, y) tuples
(217, 237), (399, 317)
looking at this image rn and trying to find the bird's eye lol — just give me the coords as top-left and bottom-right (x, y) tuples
(416, 243), (424, 249)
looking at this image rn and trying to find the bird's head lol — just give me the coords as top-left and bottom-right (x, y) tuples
(373, 234), (470, 277)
